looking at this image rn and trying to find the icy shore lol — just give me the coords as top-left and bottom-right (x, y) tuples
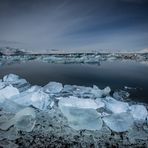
(0, 74), (148, 147)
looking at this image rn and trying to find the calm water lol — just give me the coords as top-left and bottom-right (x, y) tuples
(0, 61), (148, 103)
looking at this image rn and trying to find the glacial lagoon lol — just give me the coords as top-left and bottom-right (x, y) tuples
(0, 61), (148, 103)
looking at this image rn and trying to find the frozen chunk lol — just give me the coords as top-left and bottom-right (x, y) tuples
(0, 85), (19, 99)
(0, 81), (5, 90)
(113, 90), (130, 101)
(60, 106), (103, 130)
(103, 112), (134, 132)
(0, 96), (25, 113)
(58, 96), (99, 109)
(43, 82), (63, 94)
(94, 98), (105, 108)
(104, 96), (129, 113)
(129, 105), (148, 122)
(0, 107), (36, 132)
(26, 85), (42, 92)
(10, 90), (50, 110)
(3, 74), (30, 92)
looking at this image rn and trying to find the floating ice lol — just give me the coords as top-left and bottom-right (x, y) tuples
(103, 112), (134, 132)
(60, 106), (103, 130)
(0, 85), (19, 99)
(104, 96), (129, 113)
(10, 90), (51, 111)
(129, 105), (148, 122)
(0, 107), (36, 132)
(58, 96), (99, 109)
(113, 90), (130, 101)
(43, 82), (63, 94)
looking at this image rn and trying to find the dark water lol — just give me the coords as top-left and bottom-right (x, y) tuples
(0, 61), (148, 103)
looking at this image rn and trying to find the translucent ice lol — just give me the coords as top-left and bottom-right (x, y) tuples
(0, 85), (19, 99)
(10, 90), (51, 111)
(60, 106), (103, 130)
(43, 82), (63, 94)
(0, 96), (25, 113)
(103, 112), (134, 132)
(3, 74), (30, 92)
(58, 96), (99, 109)
(129, 105), (148, 122)
(103, 96), (129, 113)
(0, 107), (36, 132)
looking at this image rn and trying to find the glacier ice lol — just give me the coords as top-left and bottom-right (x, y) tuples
(103, 96), (129, 113)
(3, 74), (30, 92)
(0, 107), (36, 132)
(0, 85), (19, 99)
(43, 82), (63, 94)
(10, 90), (51, 111)
(59, 106), (103, 130)
(129, 105), (148, 122)
(0, 96), (25, 113)
(103, 112), (134, 132)
(58, 96), (99, 109)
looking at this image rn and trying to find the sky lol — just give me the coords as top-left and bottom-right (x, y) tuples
(0, 0), (148, 52)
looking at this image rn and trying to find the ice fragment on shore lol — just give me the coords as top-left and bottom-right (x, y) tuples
(58, 96), (99, 109)
(0, 85), (19, 99)
(60, 106), (103, 130)
(129, 105), (148, 122)
(103, 112), (134, 132)
(0, 107), (36, 132)
(43, 82), (63, 94)
(10, 90), (50, 110)
(104, 96), (129, 113)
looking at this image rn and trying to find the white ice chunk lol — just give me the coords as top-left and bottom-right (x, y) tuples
(60, 106), (103, 130)
(10, 90), (51, 111)
(58, 96), (99, 109)
(103, 112), (134, 132)
(26, 85), (42, 92)
(0, 81), (5, 90)
(130, 105), (148, 122)
(0, 85), (19, 99)
(43, 82), (63, 94)
(104, 96), (129, 113)
(3, 74), (20, 82)
(0, 107), (36, 132)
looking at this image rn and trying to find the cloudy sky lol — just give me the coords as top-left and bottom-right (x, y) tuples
(0, 0), (148, 52)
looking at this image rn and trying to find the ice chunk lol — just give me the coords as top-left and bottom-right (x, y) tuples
(104, 96), (129, 113)
(0, 85), (19, 99)
(26, 85), (42, 92)
(58, 96), (99, 109)
(103, 112), (134, 132)
(3, 74), (30, 92)
(129, 105), (148, 122)
(10, 90), (50, 110)
(43, 82), (63, 94)
(0, 81), (5, 89)
(0, 96), (25, 113)
(0, 107), (36, 132)
(94, 98), (105, 108)
(113, 90), (130, 101)
(60, 106), (103, 130)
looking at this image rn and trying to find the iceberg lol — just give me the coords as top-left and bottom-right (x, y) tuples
(103, 112), (134, 132)
(103, 96), (129, 113)
(43, 82), (63, 94)
(59, 106), (103, 130)
(0, 85), (19, 99)
(129, 105), (148, 122)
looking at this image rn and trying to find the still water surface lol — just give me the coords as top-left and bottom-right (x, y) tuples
(0, 61), (148, 103)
